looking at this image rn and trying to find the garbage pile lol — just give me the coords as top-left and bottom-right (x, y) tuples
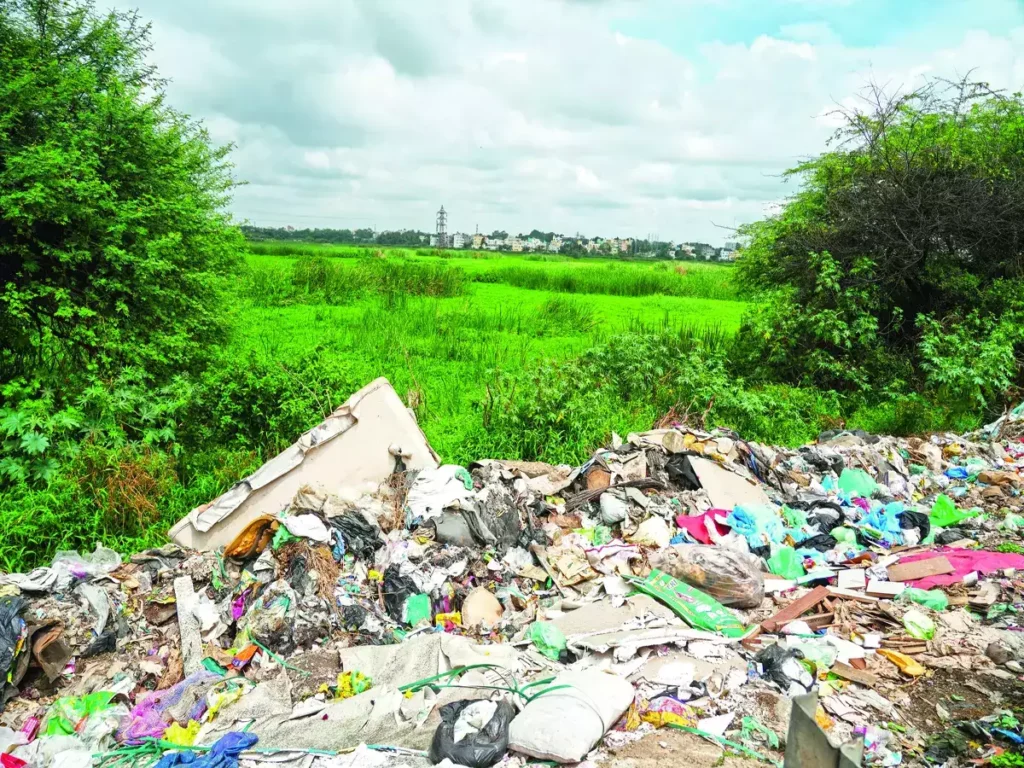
(2, 383), (1024, 768)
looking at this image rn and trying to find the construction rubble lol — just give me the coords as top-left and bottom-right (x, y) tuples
(2, 381), (1024, 768)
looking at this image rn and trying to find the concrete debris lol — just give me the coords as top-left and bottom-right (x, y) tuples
(1, 380), (1024, 768)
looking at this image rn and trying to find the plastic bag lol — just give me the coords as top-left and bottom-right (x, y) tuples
(382, 565), (419, 622)
(726, 505), (786, 549)
(406, 465), (474, 523)
(154, 732), (258, 768)
(755, 644), (812, 694)
(930, 494), (979, 528)
(900, 587), (948, 611)
(903, 609), (936, 640)
(649, 544), (764, 608)
(429, 699), (514, 768)
(838, 468), (876, 499)
(627, 570), (751, 638)
(768, 546), (805, 579)
(43, 692), (118, 736)
(529, 622), (566, 661)
(51, 545), (121, 588)
(0, 597), (26, 680)
(329, 511), (381, 560)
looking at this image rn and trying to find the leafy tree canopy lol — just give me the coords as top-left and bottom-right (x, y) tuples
(0, 0), (241, 384)
(735, 78), (1024, 410)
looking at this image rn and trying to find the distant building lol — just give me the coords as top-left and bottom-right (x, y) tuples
(472, 233), (485, 249)
(429, 234), (439, 247)
(510, 237), (524, 252)
(452, 233), (467, 249)
(549, 237), (562, 252)
(620, 238), (632, 253)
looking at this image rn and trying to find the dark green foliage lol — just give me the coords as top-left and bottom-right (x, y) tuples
(735, 78), (1024, 414)
(0, 0), (242, 383)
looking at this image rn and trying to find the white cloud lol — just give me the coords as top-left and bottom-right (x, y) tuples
(116, 0), (1024, 242)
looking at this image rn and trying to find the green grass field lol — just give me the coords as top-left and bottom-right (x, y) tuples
(236, 246), (749, 461)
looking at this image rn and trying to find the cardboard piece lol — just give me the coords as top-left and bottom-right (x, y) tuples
(866, 580), (905, 598)
(831, 661), (879, 688)
(169, 378), (439, 550)
(827, 588), (879, 603)
(887, 556), (954, 583)
(761, 586), (830, 633)
(837, 570), (867, 591)
(687, 456), (772, 510)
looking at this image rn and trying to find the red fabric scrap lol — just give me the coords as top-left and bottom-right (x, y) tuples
(674, 510), (731, 545)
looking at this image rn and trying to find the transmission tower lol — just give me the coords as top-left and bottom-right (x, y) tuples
(435, 205), (448, 249)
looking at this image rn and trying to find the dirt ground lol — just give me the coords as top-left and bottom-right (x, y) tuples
(892, 667), (1024, 734)
(603, 728), (769, 768)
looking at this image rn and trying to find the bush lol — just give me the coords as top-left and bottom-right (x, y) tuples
(0, 0), (242, 384)
(734, 78), (1024, 411)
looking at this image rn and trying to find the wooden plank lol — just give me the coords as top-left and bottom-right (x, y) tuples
(828, 587), (879, 603)
(832, 661), (879, 688)
(887, 556), (954, 583)
(761, 586), (830, 633)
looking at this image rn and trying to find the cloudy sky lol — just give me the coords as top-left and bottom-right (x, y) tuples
(113, 0), (1024, 244)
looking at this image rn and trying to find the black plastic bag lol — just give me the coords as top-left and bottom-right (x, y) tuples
(382, 565), (419, 622)
(665, 454), (701, 491)
(330, 512), (381, 560)
(82, 630), (117, 657)
(898, 509), (931, 541)
(936, 528), (970, 545)
(0, 597), (25, 679)
(755, 644), (810, 692)
(800, 533), (838, 552)
(429, 699), (515, 768)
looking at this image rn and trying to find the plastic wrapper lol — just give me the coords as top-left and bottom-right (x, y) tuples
(650, 544), (764, 608)
(755, 644), (812, 695)
(328, 511), (381, 560)
(51, 545), (121, 588)
(0, 597), (26, 680)
(903, 609), (936, 640)
(429, 699), (514, 768)
(930, 494), (979, 528)
(900, 587), (949, 611)
(529, 622), (566, 661)
(768, 546), (805, 579)
(838, 468), (876, 499)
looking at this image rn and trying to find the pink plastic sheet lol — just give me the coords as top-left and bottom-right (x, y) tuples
(895, 547), (1024, 588)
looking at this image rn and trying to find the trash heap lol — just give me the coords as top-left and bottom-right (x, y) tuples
(2, 384), (1024, 768)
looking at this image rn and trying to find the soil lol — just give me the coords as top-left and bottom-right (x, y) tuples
(604, 729), (758, 768)
(893, 668), (1024, 734)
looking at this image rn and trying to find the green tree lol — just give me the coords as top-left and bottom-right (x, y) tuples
(735, 78), (1024, 410)
(0, 0), (242, 384)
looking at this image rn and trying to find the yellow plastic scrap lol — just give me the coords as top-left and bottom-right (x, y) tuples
(164, 720), (201, 746)
(435, 612), (462, 627)
(878, 649), (926, 677)
(815, 705), (834, 731)
(205, 679), (252, 721)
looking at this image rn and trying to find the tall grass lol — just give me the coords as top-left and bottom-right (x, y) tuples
(472, 262), (740, 300)
(243, 255), (468, 307)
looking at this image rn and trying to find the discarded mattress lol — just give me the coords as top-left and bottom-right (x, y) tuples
(169, 378), (439, 550)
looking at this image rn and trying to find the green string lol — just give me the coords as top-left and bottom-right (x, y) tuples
(251, 638), (311, 676)
(667, 724), (782, 767)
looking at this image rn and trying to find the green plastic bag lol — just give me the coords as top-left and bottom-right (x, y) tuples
(43, 691), (117, 736)
(403, 594), (431, 626)
(626, 569), (754, 639)
(831, 527), (857, 546)
(768, 546), (805, 579)
(930, 494), (980, 528)
(575, 525), (612, 546)
(838, 468), (876, 499)
(529, 621), (567, 660)
(903, 609), (936, 640)
(901, 587), (948, 611)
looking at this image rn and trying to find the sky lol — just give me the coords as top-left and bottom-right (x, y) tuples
(111, 0), (1024, 244)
